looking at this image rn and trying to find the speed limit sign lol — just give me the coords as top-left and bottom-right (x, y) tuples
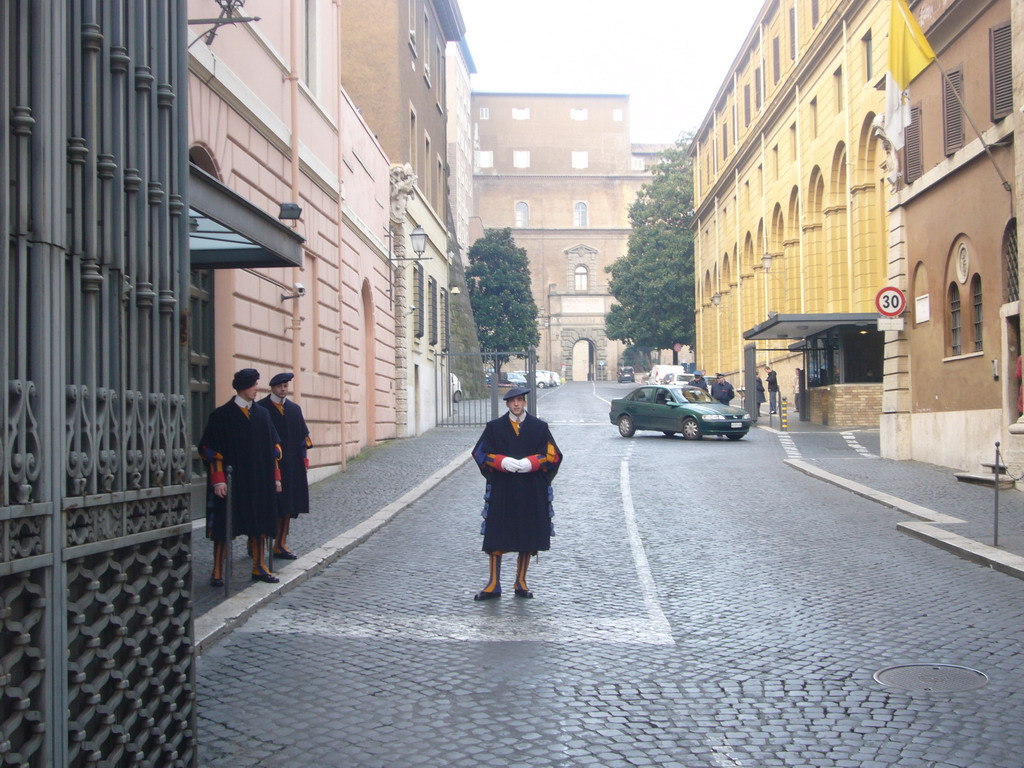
(875, 286), (907, 317)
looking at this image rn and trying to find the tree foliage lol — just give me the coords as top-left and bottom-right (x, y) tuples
(466, 228), (540, 358)
(605, 135), (695, 351)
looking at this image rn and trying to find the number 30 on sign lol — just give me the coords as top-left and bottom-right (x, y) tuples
(875, 286), (907, 317)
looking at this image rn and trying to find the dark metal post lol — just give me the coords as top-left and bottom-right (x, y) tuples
(225, 465), (233, 597)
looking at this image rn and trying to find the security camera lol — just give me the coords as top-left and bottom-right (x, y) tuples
(294, 282), (305, 296)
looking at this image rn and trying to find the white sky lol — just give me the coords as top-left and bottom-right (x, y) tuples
(458, 0), (767, 145)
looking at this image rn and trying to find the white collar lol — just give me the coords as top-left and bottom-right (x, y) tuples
(508, 410), (528, 424)
(271, 393), (287, 404)
(234, 394), (253, 409)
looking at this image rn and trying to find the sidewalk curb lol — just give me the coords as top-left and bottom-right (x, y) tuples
(785, 459), (1024, 581)
(194, 451), (473, 654)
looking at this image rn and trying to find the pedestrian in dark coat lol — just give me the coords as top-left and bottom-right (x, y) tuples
(690, 370), (709, 392)
(257, 372), (311, 561)
(471, 387), (562, 600)
(710, 373), (735, 405)
(755, 375), (766, 413)
(200, 368), (283, 586)
(765, 365), (780, 413)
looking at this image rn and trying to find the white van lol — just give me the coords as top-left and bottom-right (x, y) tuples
(650, 365), (689, 385)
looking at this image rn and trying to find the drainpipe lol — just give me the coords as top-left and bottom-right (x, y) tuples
(287, 0), (303, 401)
(334, 0), (347, 470)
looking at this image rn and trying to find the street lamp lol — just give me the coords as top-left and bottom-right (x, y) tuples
(761, 252), (772, 271)
(409, 226), (428, 257)
(711, 291), (721, 306)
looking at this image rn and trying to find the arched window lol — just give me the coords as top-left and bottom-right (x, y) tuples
(575, 265), (588, 291)
(573, 202), (588, 227)
(948, 283), (962, 356)
(971, 274), (983, 352)
(515, 202), (529, 227)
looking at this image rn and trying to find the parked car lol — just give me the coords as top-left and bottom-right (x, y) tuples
(507, 372), (528, 387)
(617, 366), (635, 383)
(537, 370), (561, 388)
(662, 372), (689, 386)
(451, 373), (463, 403)
(608, 385), (750, 440)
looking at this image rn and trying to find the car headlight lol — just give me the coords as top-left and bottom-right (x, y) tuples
(702, 414), (727, 421)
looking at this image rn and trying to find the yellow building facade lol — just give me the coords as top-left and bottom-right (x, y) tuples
(692, 0), (890, 424)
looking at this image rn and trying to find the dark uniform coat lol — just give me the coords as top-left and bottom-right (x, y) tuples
(257, 395), (311, 519)
(200, 399), (281, 541)
(472, 412), (562, 553)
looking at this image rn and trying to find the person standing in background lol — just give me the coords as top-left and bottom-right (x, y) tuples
(765, 366), (780, 414)
(257, 372), (312, 561)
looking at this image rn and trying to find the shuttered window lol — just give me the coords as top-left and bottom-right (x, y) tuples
(414, 262), (425, 338)
(755, 68), (762, 109)
(949, 283), (962, 357)
(773, 37), (780, 84)
(971, 275), (983, 352)
(904, 105), (923, 182)
(990, 22), (1013, 121)
(789, 7), (796, 60)
(942, 67), (964, 156)
(428, 276), (438, 346)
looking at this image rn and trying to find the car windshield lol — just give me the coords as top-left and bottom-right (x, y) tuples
(672, 387), (715, 404)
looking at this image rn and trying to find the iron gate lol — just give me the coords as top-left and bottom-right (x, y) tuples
(436, 349), (538, 427)
(2, 4), (195, 766)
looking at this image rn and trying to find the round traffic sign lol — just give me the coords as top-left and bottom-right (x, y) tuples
(875, 286), (907, 317)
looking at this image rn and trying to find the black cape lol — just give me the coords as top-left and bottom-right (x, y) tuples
(257, 395), (310, 518)
(472, 412), (562, 553)
(199, 399), (281, 540)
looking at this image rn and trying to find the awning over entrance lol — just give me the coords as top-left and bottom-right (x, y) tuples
(743, 313), (878, 340)
(188, 166), (304, 269)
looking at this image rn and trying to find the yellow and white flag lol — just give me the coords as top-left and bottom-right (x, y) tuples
(885, 0), (936, 150)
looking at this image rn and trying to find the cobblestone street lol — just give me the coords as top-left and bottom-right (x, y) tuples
(196, 383), (1024, 767)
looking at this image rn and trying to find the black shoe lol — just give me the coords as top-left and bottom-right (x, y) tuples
(209, 577), (224, 588)
(514, 587), (534, 598)
(273, 549), (298, 560)
(252, 570), (280, 584)
(473, 590), (501, 601)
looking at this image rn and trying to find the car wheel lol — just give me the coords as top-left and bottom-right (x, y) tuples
(726, 432), (745, 441)
(617, 414), (636, 438)
(681, 417), (702, 440)
(452, 391), (462, 403)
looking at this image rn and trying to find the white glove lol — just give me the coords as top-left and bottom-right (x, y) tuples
(500, 456), (519, 473)
(514, 457), (533, 473)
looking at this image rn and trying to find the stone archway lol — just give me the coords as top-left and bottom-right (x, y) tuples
(561, 327), (609, 381)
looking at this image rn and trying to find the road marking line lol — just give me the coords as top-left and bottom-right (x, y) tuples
(620, 455), (675, 645)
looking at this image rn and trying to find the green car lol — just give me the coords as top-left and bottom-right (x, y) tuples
(609, 385), (751, 440)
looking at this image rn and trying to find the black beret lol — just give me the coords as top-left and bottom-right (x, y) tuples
(231, 368), (260, 390)
(503, 386), (531, 401)
(269, 372), (294, 387)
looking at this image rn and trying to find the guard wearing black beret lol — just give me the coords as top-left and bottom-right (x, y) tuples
(199, 368), (283, 585)
(257, 372), (312, 560)
(470, 386), (562, 600)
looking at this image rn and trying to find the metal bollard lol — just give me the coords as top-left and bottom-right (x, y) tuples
(780, 397), (788, 431)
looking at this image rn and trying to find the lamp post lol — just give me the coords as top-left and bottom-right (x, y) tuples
(409, 225), (427, 257)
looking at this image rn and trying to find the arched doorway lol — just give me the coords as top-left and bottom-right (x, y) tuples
(571, 338), (595, 381)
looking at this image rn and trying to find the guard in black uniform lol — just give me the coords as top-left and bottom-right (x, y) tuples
(200, 368), (282, 585)
(257, 372), (312, 560)
(471, 387), (562, 600)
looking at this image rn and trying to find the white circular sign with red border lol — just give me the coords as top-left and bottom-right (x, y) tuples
(875, 286), (907, 317)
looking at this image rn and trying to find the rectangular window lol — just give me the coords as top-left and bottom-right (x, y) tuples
(834, 67), (843, 113)
(744, 84), (751, 125)
(722, 123), (728, 159)
(811, 0), (819, 28)
(428, 276), (438, 346)
(304, 0), (318, 91)
(904, 105), (923, 182)
(413, 263), (425, 339)
(991, 22), (1013, 120)
(754, 68), (762, 109)
(862, 30), (873, 82)
(476, 150), (493, 169)
(570, 108), (588, 120)
(631, 157), (645, 171)
(773, 37), (781, 84)
(571, 151), (589, 169)
(479, 107), (490, 120)
(513, 150), (530, 169)
(943, 67), (964, 155)
(789, 6), (797, 59)
(512, 108), (530, 120)
(409, 109), (417, 170)
(972, 277), (983, 352)
(423, 134), (431, 196)
(810, 97), (818, 138)
(950, 285), (962, 356)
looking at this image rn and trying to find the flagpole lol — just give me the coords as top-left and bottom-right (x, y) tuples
(933, 60), (1014, 209)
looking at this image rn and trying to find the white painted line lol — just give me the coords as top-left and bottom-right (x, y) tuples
(620, 456), (675, 645)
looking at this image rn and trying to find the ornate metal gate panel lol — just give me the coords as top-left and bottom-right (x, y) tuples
(2, 3), (194, 766)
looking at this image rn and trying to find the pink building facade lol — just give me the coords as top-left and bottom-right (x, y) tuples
(186, 1), (396, 487)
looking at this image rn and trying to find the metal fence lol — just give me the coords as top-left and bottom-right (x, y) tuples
(436, 349), (539, 427)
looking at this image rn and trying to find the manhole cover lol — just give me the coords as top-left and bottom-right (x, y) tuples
(874, 663), (988, 693)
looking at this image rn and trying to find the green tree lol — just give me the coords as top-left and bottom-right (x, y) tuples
(467, 228), (540, 363)
(605, 135), (695, 356)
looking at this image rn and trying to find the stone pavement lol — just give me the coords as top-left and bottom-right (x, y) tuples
(194, 414), (1024, 654)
